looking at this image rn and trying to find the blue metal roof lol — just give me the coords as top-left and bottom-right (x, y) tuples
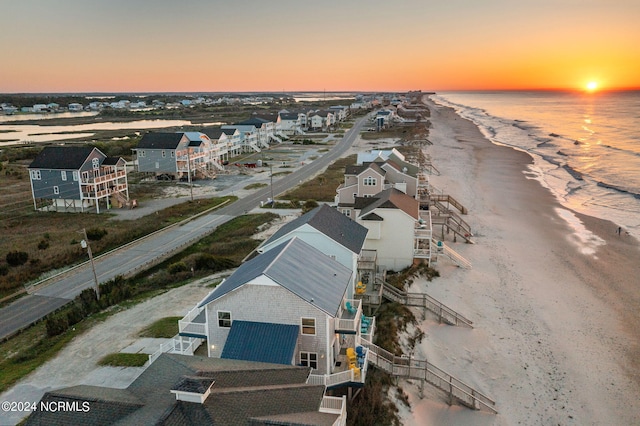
(221, 321), (299, 365)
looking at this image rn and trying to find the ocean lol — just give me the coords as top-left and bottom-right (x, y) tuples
(431, 91), (640, 239)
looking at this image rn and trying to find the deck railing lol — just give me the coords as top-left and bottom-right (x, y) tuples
(320, 396), (347, 426)
(335, 299), (362, 333)
(178, 306), (207, 337)
(359, 338), (496, 413)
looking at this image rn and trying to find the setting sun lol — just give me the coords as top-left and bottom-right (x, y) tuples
(586, 81), (599, 92)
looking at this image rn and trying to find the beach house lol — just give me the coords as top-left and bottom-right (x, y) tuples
(177, 237), (374, 387)
(336, 153), (420, 218)
(203, 127), (242, 158)
(28, 146), (128, 214)
(133, 132), (220, 180)
(353, 188), (432, 271)
(25, 353), (347, 425)
(277, 111), (304, 135)
(255, 204), (369, 297)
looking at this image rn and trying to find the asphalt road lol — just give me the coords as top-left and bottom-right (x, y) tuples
(0, 116), (368, 340)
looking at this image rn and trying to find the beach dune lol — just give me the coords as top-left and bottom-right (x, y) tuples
(401, 98), (640, 425)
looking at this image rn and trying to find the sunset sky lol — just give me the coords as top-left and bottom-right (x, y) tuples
(1, 0), (639, 93)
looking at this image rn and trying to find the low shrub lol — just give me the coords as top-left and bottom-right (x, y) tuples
(86, 228), (108, 241)
(6, 251), (28, 267)
(46, 314), (69, 337)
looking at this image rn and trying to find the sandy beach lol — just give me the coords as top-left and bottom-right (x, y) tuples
(400, 99), (640, 425)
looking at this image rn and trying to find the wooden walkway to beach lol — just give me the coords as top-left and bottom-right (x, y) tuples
(381, 281), (473, 327)
(360, 337), (497, 413)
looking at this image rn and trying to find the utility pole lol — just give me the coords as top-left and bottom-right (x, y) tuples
(186, 147), (193, 201)
(270, 162), (274, 204)
(80, 228), (100, 300)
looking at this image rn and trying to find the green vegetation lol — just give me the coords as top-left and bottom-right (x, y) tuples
(243, 182), (268, 190)
(138, 317), (181, 338)
(0, 212), (278, 392)
(0, 195), (235, 300)
(97, 353), (148, 367)
(281, 154), (356, 202)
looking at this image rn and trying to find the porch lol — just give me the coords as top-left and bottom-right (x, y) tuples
(178, 305), (207, 339)
(335, 299), (363, 334)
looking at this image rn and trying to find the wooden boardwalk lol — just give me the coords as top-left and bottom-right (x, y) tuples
(360, 337), (497, 413)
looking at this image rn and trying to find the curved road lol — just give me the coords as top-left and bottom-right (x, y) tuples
(0, 116), (368, 340)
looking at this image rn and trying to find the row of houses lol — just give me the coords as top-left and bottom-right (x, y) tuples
(25, 143), (482, 424)
(25, 106), (358, 213)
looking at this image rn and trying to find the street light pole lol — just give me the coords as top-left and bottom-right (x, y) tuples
(270, 162), (274, 204)
(80, 228), (100, 300)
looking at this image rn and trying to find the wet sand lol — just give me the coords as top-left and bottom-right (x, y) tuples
(402, 98), (640, 425)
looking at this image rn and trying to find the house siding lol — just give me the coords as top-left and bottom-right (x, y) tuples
(358, 209), (414, 271)
(31, 169), (81, 200)
(205, 283), (333, 375)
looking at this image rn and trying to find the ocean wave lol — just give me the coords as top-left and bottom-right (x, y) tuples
(596, 182), (640, 199)
(562, 164), (584, 181)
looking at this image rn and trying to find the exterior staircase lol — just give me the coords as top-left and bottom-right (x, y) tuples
(195, 163), (217, 180)
(270, 134), (283, 143)
(249, 141), (261, 152)
(359, 337), (497, 413)
(433, 240), (472, 269)
(380, 281), (473, 327)
(110, 190), (129, 208)
(430, 199), (474, 243)
(430, 194), (468, 215)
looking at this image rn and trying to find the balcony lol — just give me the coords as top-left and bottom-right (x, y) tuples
(334, 299), (362, 334)
(308, 345), (371, 389)
(319, 396), (347, 426)
(81, 169), (126, 184)
(178, 306), (207, 339)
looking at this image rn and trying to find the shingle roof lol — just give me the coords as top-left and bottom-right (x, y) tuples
(344, 164), (368, 175)
(136, 132), (184, 149)
(358, 188), (419, 220)
(263, 204), (368, 254)
(102, 157), (125, 166)
(279, 112), (299, 120)
(26, 353), (317, 426)
(221, 321), (299, 365)
(28, 146), (99, 170)
(236, 117), (270, 127)
(199, 238), (352, 316)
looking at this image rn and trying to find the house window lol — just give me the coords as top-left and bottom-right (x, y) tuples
(72, 171), (79, 181)
(92, 158), (99, 169)
(301, 318), (316, 335)
(139, 150), (145, 158)
(53, 186), (59, 195)
(218, 311), (231, 328)
(300, 352), (318, 369)
(342, 209), (351, 217)
(31, 170), (41, 180)
(61, 171), (67, 181)
(170, 151), (175, 158)
(363, 176), (376, 186)
(162, 150), (166, 158)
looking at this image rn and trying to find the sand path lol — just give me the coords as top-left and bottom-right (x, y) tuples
(401, 99), (640, 425)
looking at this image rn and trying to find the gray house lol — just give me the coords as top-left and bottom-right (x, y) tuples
(133, 132), (219, 180)
(178, 237), (373, 388)
(25, 353), (347, 425)
(28, 146), (128, 214)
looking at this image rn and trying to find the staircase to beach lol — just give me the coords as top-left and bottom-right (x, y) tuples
(195, 163), (217, 180)
(430, 199), (474, 243)
(431, 239), (472, 269)
(360, 337), (497, 413)
(380, 281), (473, 327)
